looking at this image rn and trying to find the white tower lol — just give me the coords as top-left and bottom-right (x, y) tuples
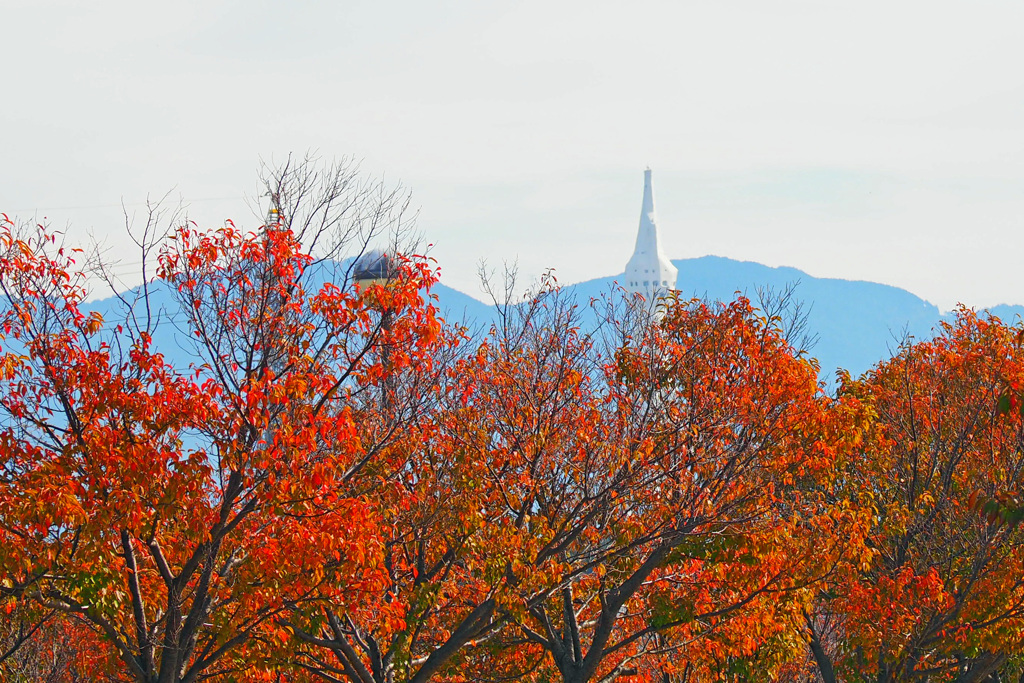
(624, 168), (677, 302)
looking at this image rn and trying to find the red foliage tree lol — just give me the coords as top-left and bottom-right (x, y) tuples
(0, 210), (444, 682)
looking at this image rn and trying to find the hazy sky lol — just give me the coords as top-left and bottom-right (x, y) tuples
(4, 0), (1024, 310)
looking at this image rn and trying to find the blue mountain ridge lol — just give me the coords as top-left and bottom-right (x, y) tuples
(81, 256), (1024, 382)
(445, 256), (1024, 380)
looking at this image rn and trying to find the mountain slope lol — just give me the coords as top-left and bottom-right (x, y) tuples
(553, 256), (942, 379)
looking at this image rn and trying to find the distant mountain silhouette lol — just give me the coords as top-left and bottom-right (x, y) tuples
(527, 256), (939, 380)
(82, 256), (1011, 382)
(674, 256), (938, 379)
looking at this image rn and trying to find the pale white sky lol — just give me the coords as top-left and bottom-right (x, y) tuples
(3, 0), (1024, 310)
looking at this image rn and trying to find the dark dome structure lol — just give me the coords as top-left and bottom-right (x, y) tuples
(353, 249), (395, 286)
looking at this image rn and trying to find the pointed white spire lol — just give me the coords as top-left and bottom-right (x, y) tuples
(624, 168), (677, 303)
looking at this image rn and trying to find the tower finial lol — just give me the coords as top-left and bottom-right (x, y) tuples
(642, 168), (654, 216)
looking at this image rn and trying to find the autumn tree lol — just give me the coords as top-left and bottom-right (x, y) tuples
(284, 363), (532, 683)
(496, 294), (869, 683)
(0, 608), (111, 682)
(0, 157), (446, 682)
(304, 282), (867, 683)
(281, 291), (510, 683)
(806, 308), (1024, 682)
(283, 282), (600, 683)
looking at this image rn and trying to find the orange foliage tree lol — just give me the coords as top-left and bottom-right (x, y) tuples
(490, 295), (869, 683)
(282, 285), (870, 683)
(284, 287), (605, 683)
(282, 300), (509, 683)
(805, 309), (1024, 682)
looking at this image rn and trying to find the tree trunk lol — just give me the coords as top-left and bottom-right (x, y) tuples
(805, 613), (836, 683)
